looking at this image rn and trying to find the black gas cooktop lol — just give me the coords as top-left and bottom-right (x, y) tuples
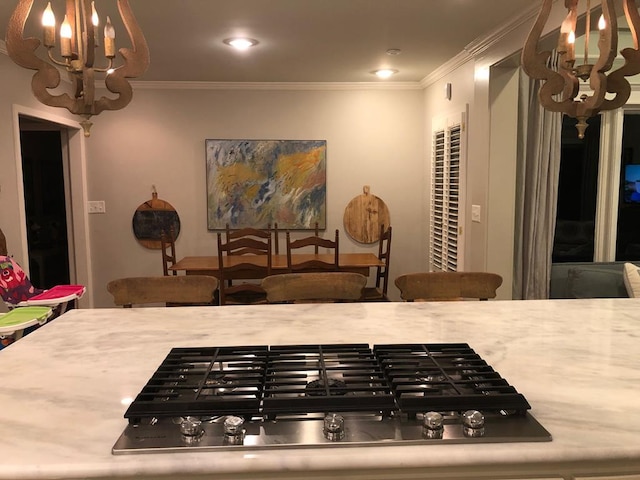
(112, 343), (552, 454)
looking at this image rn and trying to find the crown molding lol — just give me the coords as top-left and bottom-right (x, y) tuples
(464, 3), (541, 58)
(130, 80), (423, 91)
(420, 3), (541, 88)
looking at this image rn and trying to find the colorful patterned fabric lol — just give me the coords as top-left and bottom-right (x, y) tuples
(0, 255), (44, 305)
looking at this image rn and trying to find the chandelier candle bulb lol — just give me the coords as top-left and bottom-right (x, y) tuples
(91, 1), (99, 44)
(91, 2), (99, 27)
(104, 16), (115, 58)
(41, 2), (55, 47)
(60, 15), (72, 57)
(568, 30), (576, 61)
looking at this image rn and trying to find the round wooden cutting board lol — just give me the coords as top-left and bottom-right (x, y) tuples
(343, 186), (390, 244)
(132, 188), (181, 249)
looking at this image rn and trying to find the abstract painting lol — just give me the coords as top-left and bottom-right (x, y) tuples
(205, 139), (326, 230)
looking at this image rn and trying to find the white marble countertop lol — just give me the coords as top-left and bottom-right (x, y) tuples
(1, 299), (640, 480)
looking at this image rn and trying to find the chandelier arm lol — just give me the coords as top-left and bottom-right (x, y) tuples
(522, 0), (579, 114)
(558, 4), (579, 102)
(600, 0), (640, 110)
(93, 0), (149, 115)
(521, 0), (554, 81)
(6, 0), (81, 115)
(81, 0), (96, 68)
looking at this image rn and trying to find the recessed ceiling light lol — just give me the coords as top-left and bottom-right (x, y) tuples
(223, 38), (259, 50)
(372, 69), (398, 79)
(386, 49), (402, 56)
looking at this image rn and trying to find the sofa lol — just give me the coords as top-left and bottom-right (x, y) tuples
(550, 261), (640, 299)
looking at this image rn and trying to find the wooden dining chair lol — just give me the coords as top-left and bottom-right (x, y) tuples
(217, 231), (272, 305)
(160, 228), (177, 276)
(223, 224), (273, 285)
(394, 271), (503, 302)
(106, 275), (219, 307)
(270, 222), (318, 255)
(361, 225), (392, 301)
(286, 229), (339, 272)
(261, 272), (367, 303)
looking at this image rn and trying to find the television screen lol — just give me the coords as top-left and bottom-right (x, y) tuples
(624, 165), (640, 204)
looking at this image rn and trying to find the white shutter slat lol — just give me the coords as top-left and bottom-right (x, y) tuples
(429, 122), (462, 272)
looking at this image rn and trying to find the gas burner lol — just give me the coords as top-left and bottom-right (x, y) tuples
(204, 371), (236, 395)
(305, 378), (347, 396)
(113, 343), (551, 454)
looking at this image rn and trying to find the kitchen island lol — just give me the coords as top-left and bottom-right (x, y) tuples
(0, 299), (639, 480)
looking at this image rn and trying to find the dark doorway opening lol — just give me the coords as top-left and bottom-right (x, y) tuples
(19, 125), (71, 289)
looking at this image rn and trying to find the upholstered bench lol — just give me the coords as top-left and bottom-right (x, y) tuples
(549, 261), (640, 299)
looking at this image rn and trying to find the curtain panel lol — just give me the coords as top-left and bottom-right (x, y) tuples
(513, 53), (562, 300)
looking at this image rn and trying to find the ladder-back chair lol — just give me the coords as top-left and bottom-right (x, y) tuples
(286, 229), (339, 272)
(361, 225), (392, 301)
(217, 231), (272, 305)
(160, 228), (178, 276)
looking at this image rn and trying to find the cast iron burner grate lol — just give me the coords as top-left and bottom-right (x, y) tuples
(124, 343), (531, 423)
(261, 344), (395, 417)
(124, 346), (268, 423)
(373, 343), (531, 414)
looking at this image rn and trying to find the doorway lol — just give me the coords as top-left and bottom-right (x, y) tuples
(19, 119), (71, 289)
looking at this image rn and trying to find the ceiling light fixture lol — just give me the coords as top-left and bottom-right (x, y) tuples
(521, 0), (640, 139)
(6, 0), (150, 137)
(372, 68), (398, 79)
(223, 38), (258, 50)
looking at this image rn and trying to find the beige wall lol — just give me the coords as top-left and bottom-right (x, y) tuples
(84, 86), (424, 306)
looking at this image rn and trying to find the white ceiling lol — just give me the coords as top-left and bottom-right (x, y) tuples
(0, 0), (538, 84)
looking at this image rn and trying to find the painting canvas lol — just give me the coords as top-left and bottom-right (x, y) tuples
(205, 139), (327, 230)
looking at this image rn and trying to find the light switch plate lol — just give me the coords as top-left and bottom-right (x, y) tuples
(471, 204), (481, 223)
(88, 200), (106, 214)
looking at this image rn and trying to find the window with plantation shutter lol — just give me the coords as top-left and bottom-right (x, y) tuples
(430, 114), (465, 272)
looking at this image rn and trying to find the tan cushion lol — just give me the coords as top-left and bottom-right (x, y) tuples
(623, 263), (640, 298)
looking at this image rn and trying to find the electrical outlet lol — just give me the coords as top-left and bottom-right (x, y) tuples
(471, 204), (481, 223)
(88, 200), (106, 214)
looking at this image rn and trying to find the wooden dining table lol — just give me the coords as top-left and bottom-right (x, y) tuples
(169, 253), (383, 278)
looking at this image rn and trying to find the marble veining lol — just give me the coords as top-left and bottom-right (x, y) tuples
(0, 299), (639, 479)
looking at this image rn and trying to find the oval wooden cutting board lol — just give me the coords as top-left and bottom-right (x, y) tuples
(343, 186), (390, 244)
(132, 189), (181, 249)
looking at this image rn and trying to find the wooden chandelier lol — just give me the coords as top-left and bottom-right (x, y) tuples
(5, 0), (150, 137)
(521, 0), (640, 138)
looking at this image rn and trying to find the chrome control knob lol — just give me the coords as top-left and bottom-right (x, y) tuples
(462, 410), (485, 437)
(422, 411), (444, 439)
(223, 416), (246, 445)
(423, 411), (444, 429)
(180, 416), (203, 437)
(223, 415), (245, 436)
(323, 413), (345, 441)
